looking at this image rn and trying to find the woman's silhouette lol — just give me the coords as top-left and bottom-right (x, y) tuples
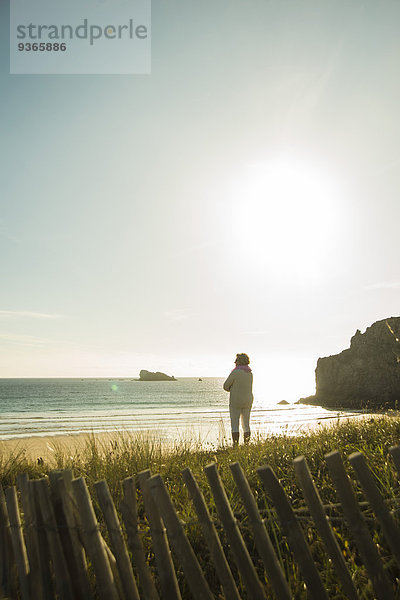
(223, 353), (253, 444)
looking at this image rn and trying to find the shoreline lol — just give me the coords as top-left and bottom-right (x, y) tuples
(0, 411), (381, 464)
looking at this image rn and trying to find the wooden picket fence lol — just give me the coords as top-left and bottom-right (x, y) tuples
(1, 445), (400, 599)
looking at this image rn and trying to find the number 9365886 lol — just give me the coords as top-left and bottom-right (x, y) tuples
(18, 43), (67, 51)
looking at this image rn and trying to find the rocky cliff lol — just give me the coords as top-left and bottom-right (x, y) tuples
(139, 370), (177, 381)
(301, 317), (400, 409)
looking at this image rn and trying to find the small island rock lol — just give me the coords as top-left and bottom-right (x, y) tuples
(278, 400), (290, 405)
(300, 317), (400, 409)
(139, 370), (177, 381)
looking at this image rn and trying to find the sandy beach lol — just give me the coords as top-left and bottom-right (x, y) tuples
(0, 431), (141, 463)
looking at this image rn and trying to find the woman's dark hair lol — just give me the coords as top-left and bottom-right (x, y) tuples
(235, 353), (250, 366)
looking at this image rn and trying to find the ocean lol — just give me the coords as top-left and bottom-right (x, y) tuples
(0, 377), (364, 445)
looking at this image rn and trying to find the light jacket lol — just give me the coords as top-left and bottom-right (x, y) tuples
(223, 368), (253, 408)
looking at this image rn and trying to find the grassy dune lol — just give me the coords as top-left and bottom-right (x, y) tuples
(2, 416), (400, 598)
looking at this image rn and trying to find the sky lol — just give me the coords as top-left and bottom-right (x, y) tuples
(1, 0), (399, 400)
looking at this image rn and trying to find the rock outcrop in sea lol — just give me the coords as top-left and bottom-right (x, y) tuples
(300, 317), (400, 409)
(139, 370), (177, 381)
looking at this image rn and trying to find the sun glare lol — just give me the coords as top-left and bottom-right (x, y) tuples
(230, 157), (341, 281)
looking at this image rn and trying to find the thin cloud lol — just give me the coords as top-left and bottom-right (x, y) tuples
(364, 282), (400, 290)
(0, 310), (63, 319)
(0, 333), (45, 347)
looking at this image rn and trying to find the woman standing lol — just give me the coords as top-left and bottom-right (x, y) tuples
(223, 353), (253, 444)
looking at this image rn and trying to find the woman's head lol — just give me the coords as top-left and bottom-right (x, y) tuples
(235, 353), (250, 366)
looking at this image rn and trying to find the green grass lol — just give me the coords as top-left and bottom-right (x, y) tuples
(2, 416), (400, 598)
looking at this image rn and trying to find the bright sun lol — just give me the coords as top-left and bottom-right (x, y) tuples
(230, 157), (341, 281)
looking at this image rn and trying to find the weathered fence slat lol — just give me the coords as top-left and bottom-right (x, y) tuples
(35, 478), (75, 600)
(48, 470), (92, 600)
(95, 479), (140, 600)
(147, 473), (214, 600)
(71, 477), (119, 600)
(181, 467), (240, 600)
(293, 456), (359, 600)
(17, 473), (43, 600)
(325, 450), (394, 600)
(204, 462), (266, 600)
(29, 479), (55, 600)
(4, 486), (30, 600)
(229, 461), (292, 600)
(138, 469), (182, 600)
(55, 475), (94, 600)
(257, 465), (329, 600)
(0, 483), (17, 598)
(120, 476), (159, 600)
(102, 536), (125, 599)
(349, 451), (400, 568)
